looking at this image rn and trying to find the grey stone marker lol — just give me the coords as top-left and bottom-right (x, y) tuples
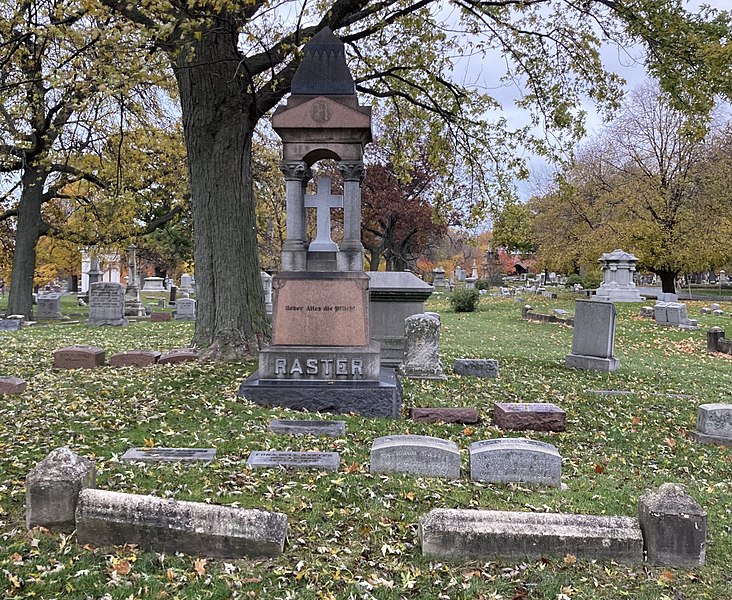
(453, 358), (499, 378)
(75, 489), (287, 558)
(419, 509), (643, 564)
(492, 402), (566, 432)
(690, 403), (732, 446)
(399, 313), (447, 379)
(638, 483), (707, 567)
(469, 438), (562, 487)
(370, 435), (461, 479)
(268, 419), (346, 437)
(707, 327), (725, 353)
(37, 293), (63, 319)
(654, 301), (669, 324)
(0, 318), (22, 331)
(121, 448), (216, 463)
(565, 299), (619, 372)
(247, 451), (340, 471)
(87, 282), (128, 326)
(174, 297), (196, 321)
(26, 447), (96, 532)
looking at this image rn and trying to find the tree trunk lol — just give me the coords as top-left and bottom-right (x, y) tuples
(6, 166), (47, 319)
(658, 270), (678, 294)
(173, 29), (269, 361)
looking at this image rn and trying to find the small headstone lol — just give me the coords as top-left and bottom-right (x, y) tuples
(25, 447), (96, 532)
(0, 318), (23, 331)
(179, 273), (194, 293)
(142, 276), (166, 292)
(565, 299), (619, 372)
(53, 346), (105, 369)
(419, 509), (643, 564)
(713, 309), (725, 316)
(700, 307), (711, 315)
(469, 438), (562, 487)
(638, 483), (706, 567)
(710, 303), (721, 311)
(690, 403), (732, 446)
(410, 407), (479, 424)
(492, 403), (566, 432)
(639, 306), (655, 318)
(121, 447), (216, 462)
(370, 435), (461, 479)
(268, 419), (346, 437)
(150, 312), (171, 322)
(399, 313), (447, 379)
(174, 297), (196, 320)
(453, 358), (499, 378)
(109, 350), (161, 367)
(36, 293), (63, 319)
(260, 271), (273, 314)
(654, 301), (669, 324)
(0, 376), (26, 394)
(157, 299), (166, 308)
(159, 348), (198, 365)
(76, 489), (286, 558)
(87, 282), (128, 326)
(247, 451), (340, 471)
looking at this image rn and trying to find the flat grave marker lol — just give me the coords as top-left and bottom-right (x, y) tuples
(247, 451), (340, 472)
(470, 438), (562, 487)
(493, 402), (566, 432)
(121, 448), (216, 463)
(268, 419), (346, 437)
(370, 435), (461, 479)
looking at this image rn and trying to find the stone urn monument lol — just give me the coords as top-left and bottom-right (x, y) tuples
(238, 28), (401, 418)
(593, 249), (644, 302)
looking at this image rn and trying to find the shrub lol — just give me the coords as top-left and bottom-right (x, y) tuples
(565, 274), (583, 288)
(475, 279), (491, 291)
(583, 271), (603, 289)
(449, 289), (480, 312)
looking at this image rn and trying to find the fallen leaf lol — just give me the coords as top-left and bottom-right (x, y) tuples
(143, 437), (155, 448)
(665, 438), (677, 449)
(594, 464), (605, 474)
(658, 569), (675, 583)
(193, 557), (207, 577)
(564, 553), (577, 565)
(112, 560), (132, 575)
(463, 427), (475, 436)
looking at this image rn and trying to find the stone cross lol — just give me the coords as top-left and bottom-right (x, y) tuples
(304, 176), (343, 252)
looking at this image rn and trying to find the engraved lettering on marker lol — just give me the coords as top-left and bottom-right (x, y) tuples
(291, 358), (303, 374)
(306, 358), (318, 374)
(275, 358), (287, 374)
(322, 359), (333, 376)
(352, 359), (363, 375)
(336, 359), (347, 375)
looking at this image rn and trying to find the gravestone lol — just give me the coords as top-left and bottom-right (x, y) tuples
(690, 403), (732, 446)
(370, 435), (460, 479)
(87, 282), (128, 326)
(493, 402), (566, 432)
(53, 346), (105, 369)
(638, 483), (706, 567)
(665, 302), (699, 330)
(246, 451), (340, 471)
(0, 377), (26, 394)
(109, 350), (161, 367)
(142, 276), (165, 292)
(399, 313), (447, 380)
(25, 447), (96, 532)
(179, 273), (194, 294)
(469, 438), (562, 487)
(169, 284), (177, 305)
(707, 327), (726, 353)
(261, 271), (273, 314)
(367, 271), (434, 366)
(150, 312), (171, 322)
(410, 407), (479, 424)
(593, 249), (644, 302)
(124, 244), (145, 316)
(453, 358), (499, 378)
(268, 419), (346, 437)
(654, 301), (669, 324)
(432, 267), (449, 290)
(159, 348), (198, 365)
(565, 299), (619, 372)
(175, 297), (196, 321)
(420, 509), (643, 564)
(121, 447), (216, 462)
(0, 318), (22, 331)
(238, 28), (400, 418)
(639, 306), (655, 318)
(36, 293), (62, 319)
(76, 489), (286, 558)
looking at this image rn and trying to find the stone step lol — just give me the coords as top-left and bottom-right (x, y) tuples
(420, 508), (643, 564)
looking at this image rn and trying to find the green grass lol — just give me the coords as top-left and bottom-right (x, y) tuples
(2, 293), (732, 599)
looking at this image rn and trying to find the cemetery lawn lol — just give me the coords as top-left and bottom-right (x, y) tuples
(2, 293), (732, 599)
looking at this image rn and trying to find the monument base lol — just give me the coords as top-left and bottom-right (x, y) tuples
(565, 354), (620, 372)
(238, 367), (402, 418)
(689, 431), (732, 447)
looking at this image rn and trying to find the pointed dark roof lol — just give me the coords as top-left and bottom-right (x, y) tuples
(290, 27), (356, 96)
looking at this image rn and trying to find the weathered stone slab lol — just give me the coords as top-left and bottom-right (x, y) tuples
(87, 282), (128, 326)
(565, 299), (619, 372)
(690, 403), (732, 446)
(410, 407), (479, 424)
(639, 306), (655, 318)
(247, 451), (340, 471)
(370, 435), (460, 479)
(419, 509), (644, 564)
(0, 376), (26, 394)
(469, 438), (562, 487)
(75, 489), (286, 558)
(586, 389), (633, 395)
(150, 312), (171, 322)
(453, 359), (499, 378)
(400, 313), (447, 379)
(493, 403), (566, 432)
(26, 447), (95, 532)
(109, 350), (161, 367)
(0, 318), (22, 331)
(654, 302), (669, 323)
(53, 346), (105, 369)
(268, 419), (346, 437)
(638, 483), (706, 567)
(159, 348), (198, 365)
(121, 448), (216, 463)
(174, 297), (196, 321)
(37, 293), (63, 319)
